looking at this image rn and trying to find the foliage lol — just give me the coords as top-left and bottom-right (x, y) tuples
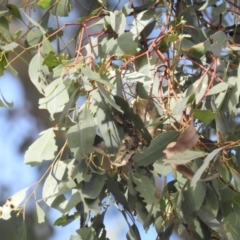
(1, 0), (240, 239)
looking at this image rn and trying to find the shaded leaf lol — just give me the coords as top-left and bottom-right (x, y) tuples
(71, 227), (97, 240)
(132, 174), (159, 205)
(133, 131), (179, 166)
(51, 0), (71, 17)
(82, 174), (106, 199)
(7, 4), (22, 20)
(191, 147), (223, 188)
(0, 16), (11, 42)
(67, 109), (96, 159)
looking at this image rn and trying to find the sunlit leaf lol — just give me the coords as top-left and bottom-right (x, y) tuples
(35, 202), (45, 223)
(39, 78), (69, 119)
(37, 0), (52, 9)
(24, 128), (58, 166)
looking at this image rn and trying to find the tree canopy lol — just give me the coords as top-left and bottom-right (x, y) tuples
(1, 0), (240, 239)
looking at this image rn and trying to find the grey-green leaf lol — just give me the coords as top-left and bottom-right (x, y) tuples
(24, 128), (57, 166)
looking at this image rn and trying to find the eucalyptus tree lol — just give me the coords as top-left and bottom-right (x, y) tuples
(1, 0), (240, 239)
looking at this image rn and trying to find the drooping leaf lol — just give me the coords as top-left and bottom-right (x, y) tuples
(24, 128), (57, 166)
(38, 78), (69, 119)
(126, 223), (141, 240)
(7, 4), (22, 20)
(0, 16), (11, 42)
(206, 82), (229, 95)
(17, 221), (27, 240)
(21, 11), (46, 34)
(51, 0), (71, 17)
(28, 52), (50, 94)
(97, 82), (123, 113)
(35, 202), (45, 223)
(109, 11), (126, 35)
(67, 109), (96, 159)
(191, 147), (223, 188)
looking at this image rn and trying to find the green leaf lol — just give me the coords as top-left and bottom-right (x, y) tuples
(97, 82), (123, 113)
(51, 0), (71, 17)
(130, 9), (153, 38)
(126, 224), (141, 240)
(198, 0), (218, 10)
(35, 202), (45, 223)
(117, 32), (138, 56)
(105, 174), (133, 217)
(37, 0), (52, 9)
(223, 209), (240, 239)
(182, 182), (206, 215)
(81, 66), (113, 89)
(26, 29), (43, 46)
(28, 52), (50, 94)
(0, 42), (19, 51)
(203, 186), (219, 217)
(53, 159), (74, 180)
(21, 11), (46, 34)
(71, 227), (98, 240)
(159, 223), (175, 240)
(109, 11), (126, 35)
(24, 128), (58, 166)
(42, 37), (55, 55)
(17, 221), (27, 240)
(38, 78), (70, 119)
(163, 150), (207, 165)
(13, 28), (22, 40)
(82, 174), (106, 199)
(7, 4), (22, 20)
(43, 51), (59, 67)
(67, 109), (96, 159)
(133, 131), (179, 166)
(197, 206), (226, 238)
(193, 110), (216, 123)
(207, 82), (229, 95)
(42, 173), (68, 211)
(132, 174), (159, 205)
(0, 16), (11, 42)
(53, 213), (79, 226)
(62, 189), (81, 214)
(191, 147), (223, 188)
